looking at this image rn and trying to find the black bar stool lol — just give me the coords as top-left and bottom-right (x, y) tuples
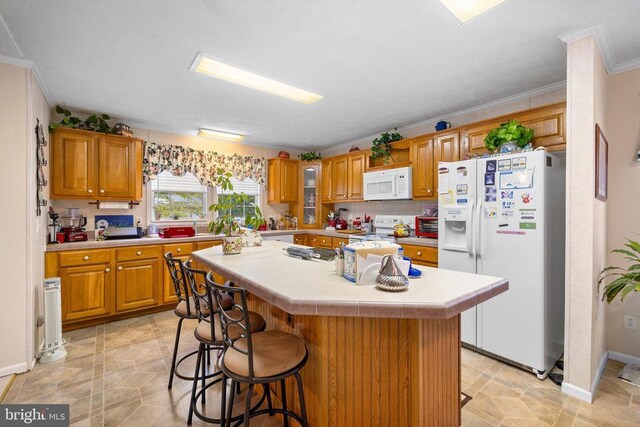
(206, 272), (309, 427)
(183, 261), (272, 425)
(164, 252), (232, 389)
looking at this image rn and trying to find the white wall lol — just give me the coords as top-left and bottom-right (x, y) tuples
(604, 67), (640, 358)
(562, 34), (609, 401)
(0, 62), (29, 375)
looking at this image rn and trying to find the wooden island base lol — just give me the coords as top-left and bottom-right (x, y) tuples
(247, 294), (461, 427)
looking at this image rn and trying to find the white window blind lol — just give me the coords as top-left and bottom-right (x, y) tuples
(151, 171), (206, 193)
(219, 178), (260, 195)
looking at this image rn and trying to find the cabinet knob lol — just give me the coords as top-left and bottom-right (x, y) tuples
(136, 251), (142, 256)
(118, 266), (123, 271)
(177, 248), (182, 253)
(87, 189), (93, 194)
(83, 255), (90, 260)
(99, 189), (105, 194)
(281, 196), (285, 200)
(417, 251), (422, 256)
(105, 268), (111, 273)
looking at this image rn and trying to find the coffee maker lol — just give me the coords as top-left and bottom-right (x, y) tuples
(59, 208), (88, 242)
(47, 208), (60, 244)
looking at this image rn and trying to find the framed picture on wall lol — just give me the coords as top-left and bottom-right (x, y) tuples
(595, 124), (608, 202)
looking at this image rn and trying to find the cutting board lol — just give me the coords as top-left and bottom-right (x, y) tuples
(335, 230), (366, 235)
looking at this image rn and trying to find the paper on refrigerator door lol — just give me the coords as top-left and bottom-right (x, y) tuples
(438, 167), (450, 194)
(499, 167), (534, 189)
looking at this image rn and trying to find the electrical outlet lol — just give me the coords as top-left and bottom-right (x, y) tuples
(624, 314), (638, 330)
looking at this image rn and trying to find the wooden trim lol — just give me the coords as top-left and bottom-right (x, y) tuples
(61, 302), (177, 331)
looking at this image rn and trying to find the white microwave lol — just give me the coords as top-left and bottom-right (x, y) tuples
(363, 166), (412, 201)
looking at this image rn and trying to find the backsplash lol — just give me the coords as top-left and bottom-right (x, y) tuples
(333, 200), (436, 223)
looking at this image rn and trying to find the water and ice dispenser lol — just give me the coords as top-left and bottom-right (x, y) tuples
(441, 208), (471, 252)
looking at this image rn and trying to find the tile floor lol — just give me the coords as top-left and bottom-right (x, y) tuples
(2, 310), (639, 426)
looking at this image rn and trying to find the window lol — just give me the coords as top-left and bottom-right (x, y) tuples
(149, 171), (208, 221)
(217, 178), (261, 219)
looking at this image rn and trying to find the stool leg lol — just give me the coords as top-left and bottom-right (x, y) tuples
(264, 384), (274, 416)
(168, 317), (184, 389)
(207, 344), (211, 366)
(200, 345), (207, 404)
(244, 383), (254, 427)
(187, 343), (203, 425)
(220, 373), (227, 427)
(280, 379), (289, 427)
(294, 372), (308, 427)
(226, 379), (236, 427)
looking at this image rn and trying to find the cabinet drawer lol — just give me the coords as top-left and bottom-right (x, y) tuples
(317, 236), (333, 249)
(163, 242), (193, 257)
(59, 249), (113, 267)
(293, 235), (308, 246)
(117, 245), (161, 262)
(307, 234), (318, 247)
(196, 240), (223, 251)
(400, 244), (438, 265)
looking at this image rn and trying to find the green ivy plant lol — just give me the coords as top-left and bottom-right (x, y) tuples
(599, 238), (640, 303)
(484, 120), (534, 152)
(371, 128), (403, 163)
(299, 151), (322, 161)
(49, 105), (117, 134)
(208, 168), (264, 236)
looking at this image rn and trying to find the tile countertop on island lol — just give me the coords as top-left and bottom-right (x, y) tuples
(192, 240), (507, 319)
(45, 229), (439, 251)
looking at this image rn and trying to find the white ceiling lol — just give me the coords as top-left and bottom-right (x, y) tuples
(1, 0), (639, 149)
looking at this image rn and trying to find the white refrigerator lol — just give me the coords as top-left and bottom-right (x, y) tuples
(437, 150), (565, 378)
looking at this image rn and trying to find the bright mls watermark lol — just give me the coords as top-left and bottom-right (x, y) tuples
(0, 404), (69, 426)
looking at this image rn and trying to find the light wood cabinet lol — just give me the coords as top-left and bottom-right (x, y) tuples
(321, 159), (333, 202)
(299, 162), (321, 228)
(162, 243), (193, 303)
(307, 234), (319, 247)
(293, 234), (308, 246)
(317, 235), (333, 249)
(411, 136), (436, 199)
(347, 152), (366, 200)
(434, 132), (461, 165)
(50, 128), (142, 200)
(332, 155), (349, 201)
(463, 102), (566, 156)
(60, 263), (113, 321)
(267, 158), (299, 203)
(194, 241), (226, 284)
(333, 237), (350, 249)
(400, 244), (438, 267)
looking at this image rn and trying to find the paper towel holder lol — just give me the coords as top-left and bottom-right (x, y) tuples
(88, 200), (140, 209)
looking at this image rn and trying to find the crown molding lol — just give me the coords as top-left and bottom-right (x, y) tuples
(0, 54), (54, 107)
(558, 21), (640, 75)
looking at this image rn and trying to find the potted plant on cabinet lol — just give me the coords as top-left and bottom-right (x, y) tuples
(208, 168), (265, 254)
(599, 238), (640, 303)
(371, 128), (403, 164)
(484, 120), (534, 153)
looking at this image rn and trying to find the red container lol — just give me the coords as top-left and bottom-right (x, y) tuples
(160, 226), (196, 238)
(415, 216), (438, 238)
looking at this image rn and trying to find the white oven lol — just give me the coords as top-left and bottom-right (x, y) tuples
(363, 166), (412, 201)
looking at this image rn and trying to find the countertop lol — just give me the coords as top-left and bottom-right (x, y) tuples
(45, 229), (439, 252)
(192, 241), (507, 319)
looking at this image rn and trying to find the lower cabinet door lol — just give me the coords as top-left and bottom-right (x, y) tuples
(194, 241), (226, 285)
(116, 259), (160, 312)
(163, 255), (189, 303)
(60, 264), (113, 321)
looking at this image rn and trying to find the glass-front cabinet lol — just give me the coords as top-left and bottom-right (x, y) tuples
(300, 162), (321, 228)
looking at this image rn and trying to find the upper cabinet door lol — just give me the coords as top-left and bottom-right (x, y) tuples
(435, 132), (461, 164)
(347, 152), (366, 200)
(517, 103), (565, 150)
(98, 136), (137, 199)
(267, 159), (277, 203)
(321, 159), (333, 202)
(51, 130), (98, 198)
(332, 155), (348, 201)
(412, 137), (435, 199)
(280, 159), (299, 202)
(462, 121), (501, 156)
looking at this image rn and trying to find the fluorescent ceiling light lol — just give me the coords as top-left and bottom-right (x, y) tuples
(198, 128), (244, 142)
(439, 0), (508, 23)
(190, 52), (323, 104)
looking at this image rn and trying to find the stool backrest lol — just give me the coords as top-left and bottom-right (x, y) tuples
(163, 252), (191, 314)
(205, 272), (256, 379)
(182, 260), (216, 327)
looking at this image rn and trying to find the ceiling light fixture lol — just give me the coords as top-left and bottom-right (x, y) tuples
(190, 52), (323, 104)
(197, 128), (244, 142)
(438, 0), (508, 23)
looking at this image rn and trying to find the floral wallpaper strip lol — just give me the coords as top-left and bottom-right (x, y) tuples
(143, 141), (268, 188)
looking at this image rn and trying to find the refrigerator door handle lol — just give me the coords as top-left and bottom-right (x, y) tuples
(468, 198), (476, 256)
(476, 200), (483, 258)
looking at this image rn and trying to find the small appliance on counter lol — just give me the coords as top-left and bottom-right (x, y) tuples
(103, 227), (144, 240)
(159, 226), (196, 238)
(47, 208), (61, 244)
(415, 215), (438, 238)
(59, 209), (88, 242)
(372, 215), (418, 240)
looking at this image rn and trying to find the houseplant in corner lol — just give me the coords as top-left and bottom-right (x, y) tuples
(484, 120), (534, 153)
(208, 168), (265, 254)
(599, 238), (640, 303)
(371, 128), (403, 164)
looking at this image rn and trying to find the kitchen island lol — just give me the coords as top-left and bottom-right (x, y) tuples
(192, 241), (508, 427)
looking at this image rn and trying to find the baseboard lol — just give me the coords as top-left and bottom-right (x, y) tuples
(608, 350), (640, 365)
(561, 350), (608, 403)
(0, 362), (28, 377)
